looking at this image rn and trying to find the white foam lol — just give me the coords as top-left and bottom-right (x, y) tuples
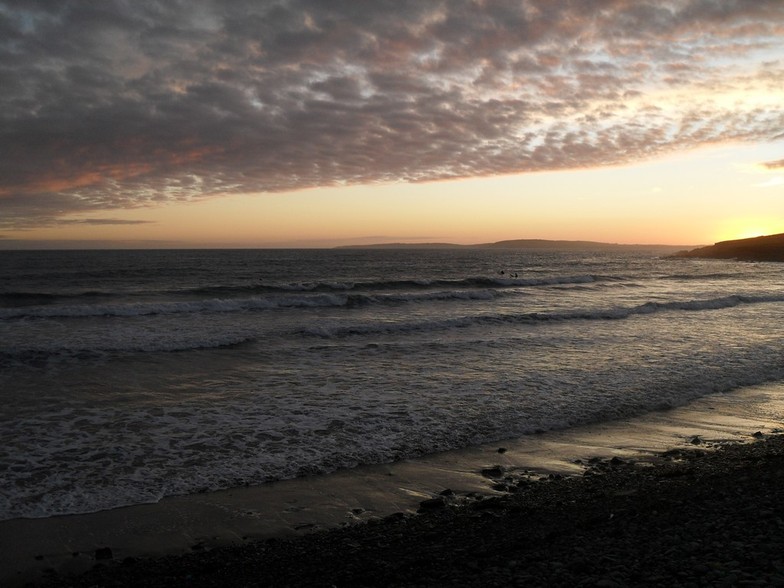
(3, 330), (783, 521)
(302, 293), (784, 338)
(3, 251), (784, 521)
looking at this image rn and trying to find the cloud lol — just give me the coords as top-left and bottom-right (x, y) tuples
(1, 0), (784, 227)
(764, 158), (784, 169)
(57, 218), (155, 226)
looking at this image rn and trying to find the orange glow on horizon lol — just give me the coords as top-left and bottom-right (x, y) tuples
(2, 142), (782, 249)
(714, 218), (784, 243)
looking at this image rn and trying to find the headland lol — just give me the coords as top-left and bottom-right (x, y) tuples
(671, 233), (784, 262)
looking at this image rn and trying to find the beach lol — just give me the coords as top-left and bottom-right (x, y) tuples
(38, 433), (784, 587)
(5, 382), (783, 586)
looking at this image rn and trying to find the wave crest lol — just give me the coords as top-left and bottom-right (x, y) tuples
(303, 294), (784, 338)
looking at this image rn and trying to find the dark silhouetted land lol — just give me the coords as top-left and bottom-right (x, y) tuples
(672, 233), (784, 262)
(338, 239), (687, 252)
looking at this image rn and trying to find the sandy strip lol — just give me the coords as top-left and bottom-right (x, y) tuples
(2, 382), (782, 586)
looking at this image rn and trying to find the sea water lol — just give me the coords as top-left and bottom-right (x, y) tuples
(1, 248), (783, 520)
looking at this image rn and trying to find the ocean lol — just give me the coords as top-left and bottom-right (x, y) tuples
(2, 247), (783, 521)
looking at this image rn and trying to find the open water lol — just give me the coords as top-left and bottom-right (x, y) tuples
(1, 247), (783, 520)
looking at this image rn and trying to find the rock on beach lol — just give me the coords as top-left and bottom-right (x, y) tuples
(41, 435), (784, 587)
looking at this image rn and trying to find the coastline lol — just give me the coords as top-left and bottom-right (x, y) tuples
(670, 233), (784, 262)
(4, 382), (783, 586)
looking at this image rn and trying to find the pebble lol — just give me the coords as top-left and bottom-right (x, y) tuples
(41, 435), (784, 588)
(481, 465), (505, 478)
(417, 497), (446, 511)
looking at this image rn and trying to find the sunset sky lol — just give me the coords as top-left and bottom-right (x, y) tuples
(1, 1), (783, 248)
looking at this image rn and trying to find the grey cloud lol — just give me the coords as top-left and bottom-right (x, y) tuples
(1, 0), (783, 227)
(57, 218), (155, 226)
(5, 216), (155, 230)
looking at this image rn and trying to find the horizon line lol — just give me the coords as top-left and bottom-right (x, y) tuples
(0, 237), (706, 251)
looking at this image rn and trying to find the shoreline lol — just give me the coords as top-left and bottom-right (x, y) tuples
(43, 432), (784, 587)
(4, 382), (783, 586)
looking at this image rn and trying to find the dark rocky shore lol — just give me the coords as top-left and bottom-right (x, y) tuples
(41, 434), (784, 587)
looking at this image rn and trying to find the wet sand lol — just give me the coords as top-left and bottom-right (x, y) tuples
(3, 383), (783, 586)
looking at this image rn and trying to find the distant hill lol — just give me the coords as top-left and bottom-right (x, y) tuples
(338, 239), (687, 252)
(671, 233), (784, 262)
(472, 239), (682, 251)
(336, 242), (465, 249)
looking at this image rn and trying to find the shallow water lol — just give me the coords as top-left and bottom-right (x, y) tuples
(2, 381), (781, 586)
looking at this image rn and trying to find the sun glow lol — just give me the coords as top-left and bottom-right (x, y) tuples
(715, 218), (783, 243)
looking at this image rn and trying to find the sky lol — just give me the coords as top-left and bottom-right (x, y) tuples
(1, 0), (783, 248)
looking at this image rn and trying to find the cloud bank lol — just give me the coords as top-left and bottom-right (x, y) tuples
(1, 0), (783, 227)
